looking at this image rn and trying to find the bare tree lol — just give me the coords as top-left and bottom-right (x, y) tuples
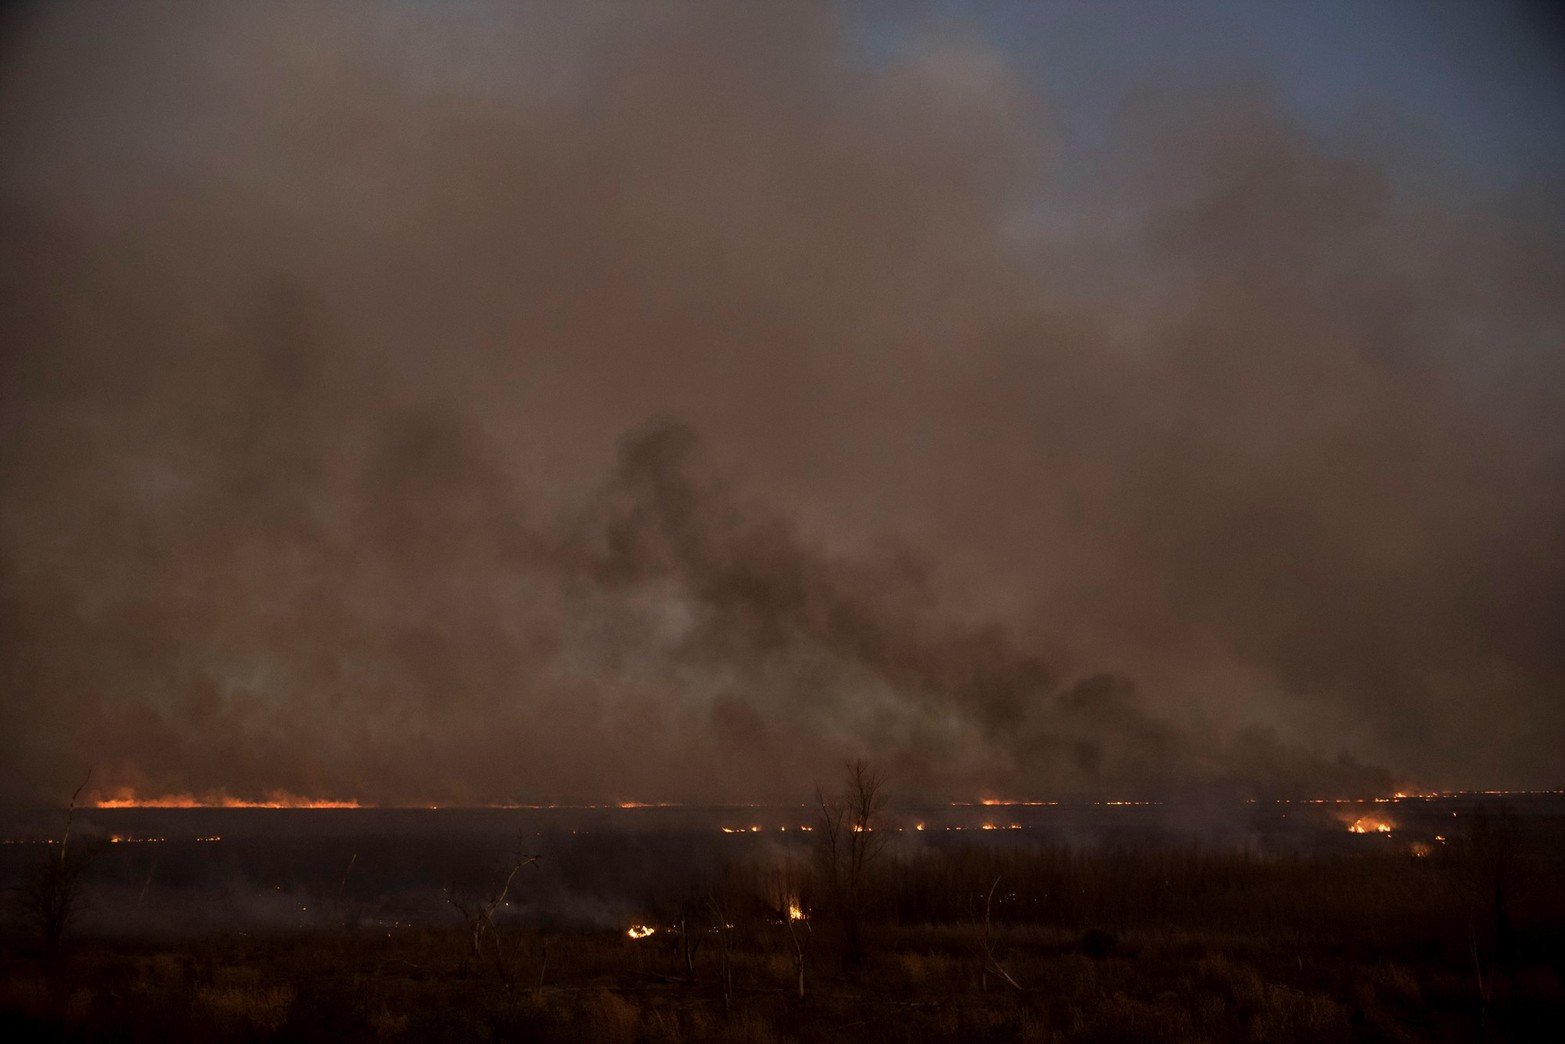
(765, 858), (812, 1000)
(334, 852), (358, 928)
(708, 891), (734, 1014)
(784, 894), (810, 1001)
(21, 776), (94, 953)
(1466, 804), (1524, 1003)
(813, 759), (887, 966)
(672, 906), (703, 982)
(980, 876), (1023, 992)
(444, 841), (539, 981)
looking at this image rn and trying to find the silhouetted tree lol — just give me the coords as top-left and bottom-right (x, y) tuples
(444, 839), (539, 982)
(813, 759), (887, 966)
(22, 776), (94, 952)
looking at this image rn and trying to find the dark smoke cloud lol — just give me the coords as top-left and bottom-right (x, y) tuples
(1, 2), (1560, 803)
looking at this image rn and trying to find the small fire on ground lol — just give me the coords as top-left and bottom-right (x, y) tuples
(1346, 816), (1394, 834)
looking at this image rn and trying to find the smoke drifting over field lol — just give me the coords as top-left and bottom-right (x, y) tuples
(1, 2), (1561, 804)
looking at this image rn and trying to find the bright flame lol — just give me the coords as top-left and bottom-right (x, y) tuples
(788, 902), (806, 921)
(1346, 816), (1394, 834)
(627, 925), (656, 939)
(91, 788), (360, 809)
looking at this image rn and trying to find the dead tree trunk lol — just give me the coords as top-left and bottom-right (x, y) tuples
(444, 844), (538, 981)
(814, 760), (887, 968)
(786, 912), (808, 1001)
(24, 775), (93, 953)
(709, 894), (734, 1014)
(981, 876), (1023, 992)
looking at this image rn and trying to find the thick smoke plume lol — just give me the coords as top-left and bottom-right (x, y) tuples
(1, 2), (1560, 803)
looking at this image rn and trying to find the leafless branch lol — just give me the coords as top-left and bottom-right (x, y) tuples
(981, 876), (1023, 992)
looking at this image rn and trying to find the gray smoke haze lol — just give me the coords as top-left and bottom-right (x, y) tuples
(1, 2), (1560, 804)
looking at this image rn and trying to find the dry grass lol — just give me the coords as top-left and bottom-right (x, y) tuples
(1, 919), (1557, 1042)
(2, 834), (1560, 1040)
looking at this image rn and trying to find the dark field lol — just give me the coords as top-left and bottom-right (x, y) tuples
(3, 796), (1562, 1041)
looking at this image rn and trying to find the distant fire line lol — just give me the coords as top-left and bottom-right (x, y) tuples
(91, 791), (363, 809)
(84, 787), (1565, 811)
(87, 791), (697, 810)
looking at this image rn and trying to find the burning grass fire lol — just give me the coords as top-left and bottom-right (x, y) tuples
(3, 1), (1563, 1039)
(91, 789), (362, 809)
(1346, 815), (1395, 834)
(5, 775), (1562, 1042)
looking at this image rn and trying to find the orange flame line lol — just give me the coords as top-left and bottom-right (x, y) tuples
(90, 789), (361, 809)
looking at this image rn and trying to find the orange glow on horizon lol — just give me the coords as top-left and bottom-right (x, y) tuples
(83, 787), (1560, 813)
(91, 789), (362, 809)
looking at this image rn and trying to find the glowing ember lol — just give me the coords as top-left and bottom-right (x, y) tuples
(626, 925), (656, 939)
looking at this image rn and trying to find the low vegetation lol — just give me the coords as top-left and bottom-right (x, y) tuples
(2, 775), (1561, 1040)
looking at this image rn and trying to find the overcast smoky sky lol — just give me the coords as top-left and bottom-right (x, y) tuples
(1, 2), (1561, 805)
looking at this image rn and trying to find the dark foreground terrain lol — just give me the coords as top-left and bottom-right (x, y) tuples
(2, 798), (1562, 1041)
